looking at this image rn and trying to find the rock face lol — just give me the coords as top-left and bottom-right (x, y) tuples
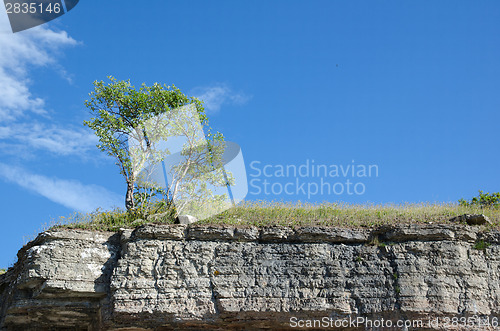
(175, 215), (199, 225)
(1, 223), (500, 330)
(449, 214), (492, 226)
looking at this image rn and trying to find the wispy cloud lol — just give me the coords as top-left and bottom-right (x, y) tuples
(0, 10), (77, 122)
(192, 84), (250, 113)
(0, 163), (122, 212)
(0, 12), (121, 214)
(0, 11), (92, 159)
(0, 123), (97, 156)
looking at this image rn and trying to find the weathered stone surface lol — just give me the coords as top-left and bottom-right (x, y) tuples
(233, 226), (259, 242)
(175, 215), (198, 225)
(0, 229), (120, 330)
(133, 224), (187, 240)
(449, 214), (492, 226)
(260, 226), (295, 242)
(187, 225), (235, 241)
(1, 223), (499, 330)
(378, 224), (479, 242)
(293, 226), (370, 243)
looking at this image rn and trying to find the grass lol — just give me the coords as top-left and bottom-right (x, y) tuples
(203, 201), (500, 227)
(48, 201), (500, 233)
(50, 208), (148, 232)
(473, 240), (491, 250)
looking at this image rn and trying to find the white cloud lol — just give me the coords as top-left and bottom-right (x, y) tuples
(0, 11), (91, 158)
(0, 123), (98, 156)
(0, 163), (122, 212)
(0, 12), (121, 214)
(192, 84), (250, 113)
(0, 10), (77, 121)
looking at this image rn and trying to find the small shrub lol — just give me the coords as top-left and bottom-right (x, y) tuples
(0, 268), (6, 275)
(369, 236), (386, 247)
(53, 206), (176, 232)
(369, 236), (380, 246)
(459, 191), (500, 208)
(355, 255), (363, 262)
(473, 240), (491, 250)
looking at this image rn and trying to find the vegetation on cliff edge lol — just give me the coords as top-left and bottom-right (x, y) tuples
(47, 200), (500, 232)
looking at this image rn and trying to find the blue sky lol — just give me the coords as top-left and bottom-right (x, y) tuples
(0, 1), (499, 267)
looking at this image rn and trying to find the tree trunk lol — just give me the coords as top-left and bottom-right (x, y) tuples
(125, 180), (135, 211)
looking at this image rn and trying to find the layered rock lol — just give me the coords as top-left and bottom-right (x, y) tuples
(1, 223), (499, 330)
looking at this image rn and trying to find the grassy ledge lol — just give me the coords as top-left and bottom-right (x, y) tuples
(48, 201), (500, 232)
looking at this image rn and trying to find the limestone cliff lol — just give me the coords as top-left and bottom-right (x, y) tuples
(1, 223), (499, 330)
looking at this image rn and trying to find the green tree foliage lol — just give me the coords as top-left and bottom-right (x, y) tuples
(84, 77), (225, 215)
(459, 190), (500, 208)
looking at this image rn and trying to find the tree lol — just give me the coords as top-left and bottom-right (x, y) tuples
(459, 190), (500, 208)
(84, 76), (226, 214)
